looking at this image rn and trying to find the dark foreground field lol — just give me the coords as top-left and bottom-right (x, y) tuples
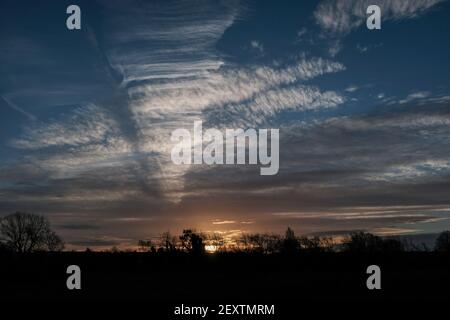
(1, 252), (449, 300)
(1, 252), (449, 317)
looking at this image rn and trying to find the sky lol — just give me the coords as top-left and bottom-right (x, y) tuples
(1, 0), (450, 249)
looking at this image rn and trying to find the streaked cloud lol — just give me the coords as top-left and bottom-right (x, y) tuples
(212, 220), (236, 225)
(101, 0), (242, 83)
(1, 95), (37, 121)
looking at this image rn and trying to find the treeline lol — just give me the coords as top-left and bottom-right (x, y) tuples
(136, 227), (450, 254)
(1, 212), (450, 254)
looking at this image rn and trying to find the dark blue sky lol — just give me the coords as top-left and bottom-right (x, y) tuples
(1, 0), (450, 249)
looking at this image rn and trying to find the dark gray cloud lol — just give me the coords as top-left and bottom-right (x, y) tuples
(69, 239), (122, 247)
(58, 224), (101, 230)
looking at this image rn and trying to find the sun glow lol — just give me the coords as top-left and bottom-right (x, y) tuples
(205, 245), (217, 253)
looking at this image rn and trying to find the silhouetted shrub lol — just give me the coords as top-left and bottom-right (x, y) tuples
(138, 240), (154, 252)
(342, 232), (405, 253)
(281, 227), (299, 254)
(0, 241), (12, 253)
(435, 231), (450, 252)
(381, 238), (404, 253)
(180, 229), (205, 254)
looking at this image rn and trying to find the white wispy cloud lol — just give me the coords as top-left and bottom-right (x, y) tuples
(11, 104), (119, 150)
(297, 28), (308, 39)
(1, 95), (37, 121)
(314, 0), (443, 35)
(328, 40), (342, 57)
(345, 85), (359, 93)
(356, 44), (368, 53)
(129, 58), (345, 121)
(399, 91), (431, 104)
(250, 40), (264, 54)
(208, 85), (345, 128)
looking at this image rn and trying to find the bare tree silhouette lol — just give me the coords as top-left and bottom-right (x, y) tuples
(160, 231), (177, 252)
(245, 233), (281, 254)
(206, 233), (225, 252)
(44, 230), (65, 252)
(0, 212), (64, 252)
(299, 236), (324, 252)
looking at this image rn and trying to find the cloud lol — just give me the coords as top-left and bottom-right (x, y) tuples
(297, 28), (308, 39)
(328, 40), (342, 57)
(345, 85), (359, 93)
(399, 91), (431, 104)
(100, 0), (242, 84)
(212, 220), (236, 225)
(314, 0), (443, 35)
(5, 0), (346, 210)
(204, 85), (345, 128)
(364, 160), (450, 182)
(1, 95), (37, 121)
(11, 104), (120, 150)
(176, 101), (450, 220)
(9, 0), (244, 199)
(4, 100), (450, 241)
(127, 57), (345, 126)
(68, 235), (131, 248)
(250, 40), (264, 54)
(356, 44), (369, 53)
(313, 0), (442, 57)
(272, 208), (436, 223)
(356, 42), (383, 53)
(59, 223), (101, 230)
(2, 56), (347, 235)
(119, 57), (345, 197)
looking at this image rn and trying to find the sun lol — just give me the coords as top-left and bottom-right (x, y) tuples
(205, 245), (217, 253)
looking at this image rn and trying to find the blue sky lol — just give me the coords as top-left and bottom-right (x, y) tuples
(1, 0), (450, 249)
